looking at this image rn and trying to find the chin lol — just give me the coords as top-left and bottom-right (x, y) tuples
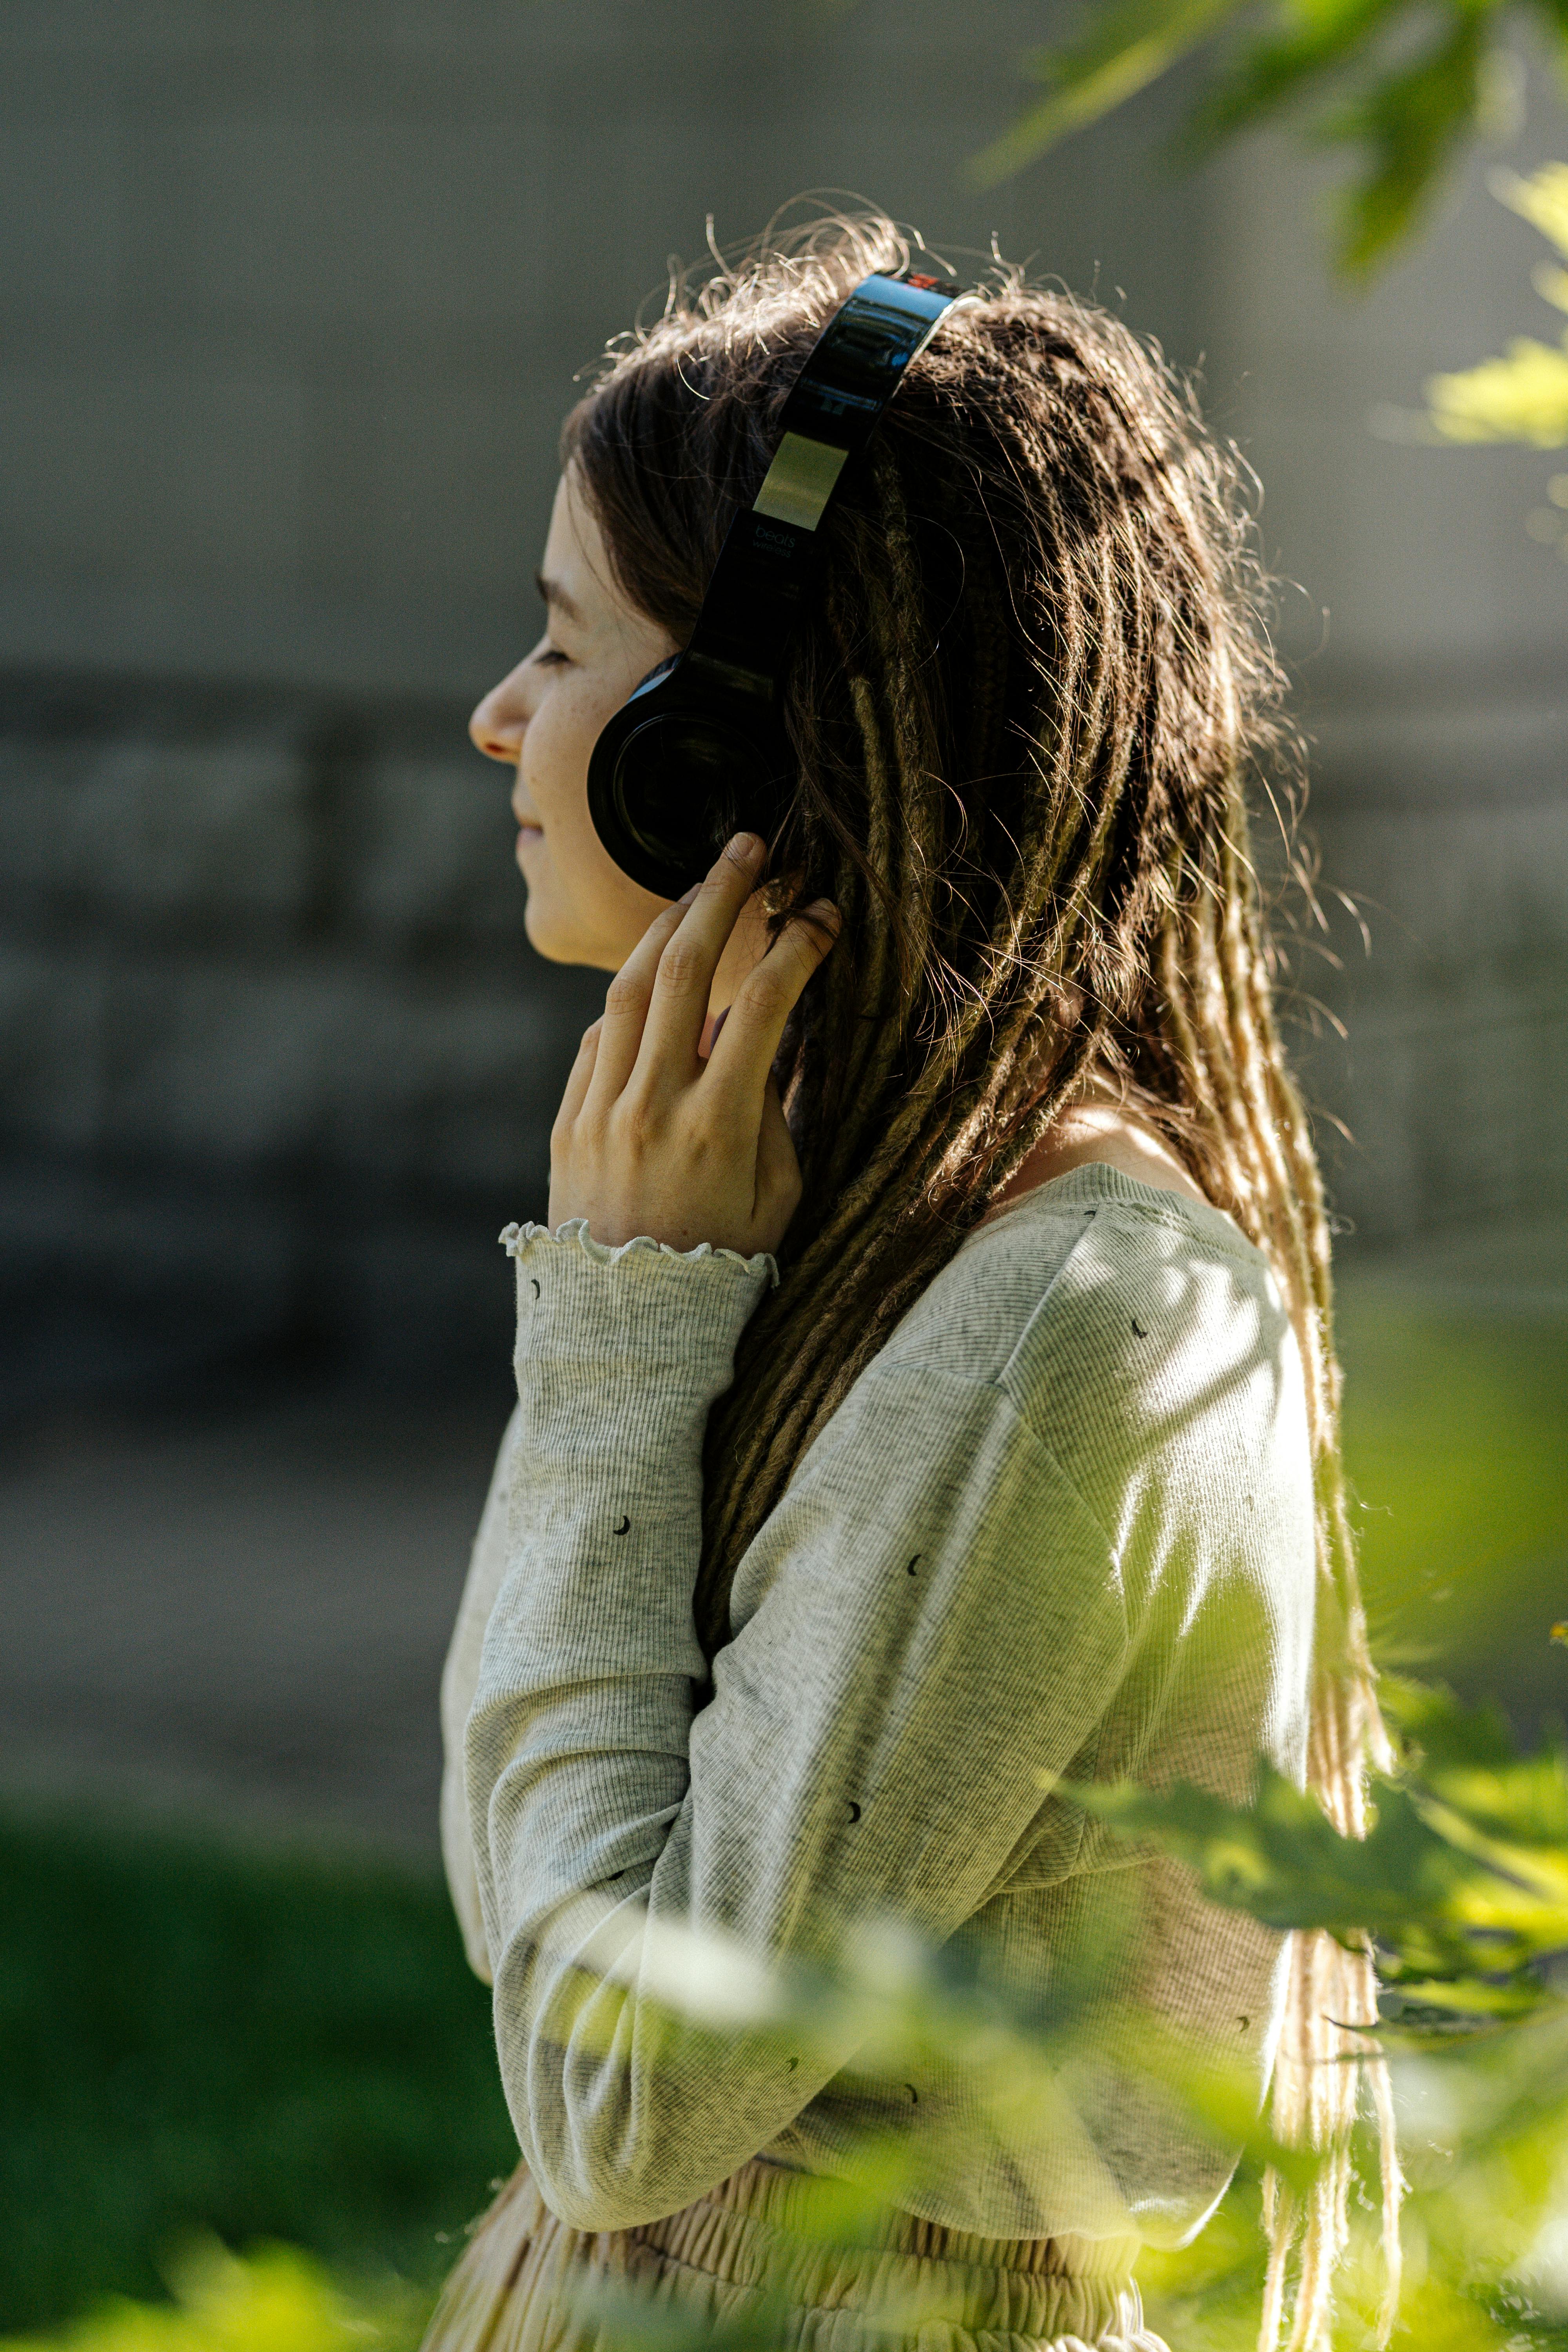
(521, 887), (615, 971)
(522, 891), (578, 964)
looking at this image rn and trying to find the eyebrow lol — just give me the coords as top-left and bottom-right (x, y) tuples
(535, 570), (584, 626)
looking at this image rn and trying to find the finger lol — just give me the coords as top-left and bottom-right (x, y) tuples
(705, 900), (840, 1113)
(633, 833), (767, 1087)
(554, 1017), (602, 1135)
(753, 1071), (804, 1229)
(587, 891), (696, 1104)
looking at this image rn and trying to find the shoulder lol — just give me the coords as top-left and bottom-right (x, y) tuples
(884, 1163), (1287, 1396)
(824, 1167), (1316, 1793)
(988, 1168), (1297, 1426)
(871, 1167), (1126, 1388)
(883, 1164), (1312, 1543)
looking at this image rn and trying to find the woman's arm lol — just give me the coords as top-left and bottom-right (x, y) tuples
(467, 1220), (1128, 2231)
(465, 839), (1128, 2227)
(439, 1403), (520, 1984)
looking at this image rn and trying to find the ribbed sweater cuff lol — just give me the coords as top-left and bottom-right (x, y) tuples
(500, 1219), (775, 1484)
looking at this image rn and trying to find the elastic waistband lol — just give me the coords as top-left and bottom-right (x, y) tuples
(636, 2158), (1141, 2283)
(421, 2159), (1159, 2352)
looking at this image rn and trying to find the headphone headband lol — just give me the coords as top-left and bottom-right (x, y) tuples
(586, 270), (962, 897)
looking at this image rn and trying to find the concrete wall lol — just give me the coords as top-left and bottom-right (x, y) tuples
(1198, 84), (1568, 1244)
(0, 0), (1207, 1401)
(0, 675), (609, 1406)
(2, 0), (1564, 1403)
(1297, 694), (1568, 1246)
(0, 0), (1201, 699)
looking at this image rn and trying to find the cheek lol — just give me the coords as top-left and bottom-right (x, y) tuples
(522, 679), (603, 828)
(521, 683), (668, 960)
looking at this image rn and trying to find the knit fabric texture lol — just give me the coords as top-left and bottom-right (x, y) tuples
(442, 1164), (1315, 2248)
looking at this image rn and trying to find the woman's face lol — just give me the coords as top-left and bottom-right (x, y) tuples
(470, 470), (679, 968)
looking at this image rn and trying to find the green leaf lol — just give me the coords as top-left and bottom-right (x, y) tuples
(960, 0), (1562, 275)
(966, 0), (1248, 187)
(1065, 1765), (1476, 1942)
(1427, 333), (1568, 446)
(1379, 1975), (1546, 2018)
(1063, 1714), (1568, 2034)
(1180, 0), (1406, 152)
(1318, 8), (1490, 277)
(1491, 158), (1568, 263)
(1381, 1677), (1517, 1773)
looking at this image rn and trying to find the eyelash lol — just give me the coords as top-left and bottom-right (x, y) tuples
(535, 646), (571, 668)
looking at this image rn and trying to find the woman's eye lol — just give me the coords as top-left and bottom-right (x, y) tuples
(534, 645), (572, 668)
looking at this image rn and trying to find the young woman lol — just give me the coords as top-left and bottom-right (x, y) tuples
(427, 218), (1388, 2352)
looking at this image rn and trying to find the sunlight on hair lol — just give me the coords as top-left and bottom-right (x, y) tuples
(557, 206), (1399, 2349)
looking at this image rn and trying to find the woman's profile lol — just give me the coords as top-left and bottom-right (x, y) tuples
(425, 213), (1389, 2352)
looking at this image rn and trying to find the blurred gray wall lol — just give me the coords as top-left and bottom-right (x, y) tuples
(1200, 107), (1568, 1251)
(2, 0), (1564, 1407)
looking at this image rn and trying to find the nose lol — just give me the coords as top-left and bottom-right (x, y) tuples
(470, 657), (532, 762)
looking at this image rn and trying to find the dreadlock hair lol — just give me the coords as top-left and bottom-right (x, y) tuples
(562, 209), (1400, 2352)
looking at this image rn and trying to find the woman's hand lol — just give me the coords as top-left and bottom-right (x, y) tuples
(547, 833), (840, 1259)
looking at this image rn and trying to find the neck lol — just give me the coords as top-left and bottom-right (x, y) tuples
(984, 1083), (1210, 1220)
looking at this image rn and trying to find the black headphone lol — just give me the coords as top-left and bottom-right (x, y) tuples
(585, 270), (962, 898)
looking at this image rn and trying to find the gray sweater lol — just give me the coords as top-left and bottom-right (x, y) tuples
(440, 1163), (1314, 2250)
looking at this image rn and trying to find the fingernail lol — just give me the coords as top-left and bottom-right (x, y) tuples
(727, 832), (764, 866)
(677, 883), (702, 904)
(810, 898), (842, 932)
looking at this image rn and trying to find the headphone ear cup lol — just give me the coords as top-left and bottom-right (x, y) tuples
(588, 658), (790, 897)
(580, 275), (956, 899)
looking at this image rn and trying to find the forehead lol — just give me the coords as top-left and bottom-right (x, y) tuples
(541, 470), (626, 626)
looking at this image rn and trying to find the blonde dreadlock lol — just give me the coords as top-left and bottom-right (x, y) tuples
(564, 211), (1399, 2352)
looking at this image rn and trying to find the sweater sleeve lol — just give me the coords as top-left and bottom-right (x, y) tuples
(439, 1400), (520, 1984)
(467, 1218), (1130, 2232)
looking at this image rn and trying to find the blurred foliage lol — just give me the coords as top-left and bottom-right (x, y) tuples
(1424, 162), (1568, 446)
(1077, 1677), (1568, 2030)
(14, 1685), (1568, 2345)
(0, 1806), (515, 2333)
(1100, 1680), (1568, 2347)
(2, 1298), (1563, 2346)
(959, 0), (1561, 277)
(550, 1679), (1568, 2347)
(1416, 160), (1568, 545)
(1334, 1288), (1568, 1697)
(0, 2245), (423, 2352)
